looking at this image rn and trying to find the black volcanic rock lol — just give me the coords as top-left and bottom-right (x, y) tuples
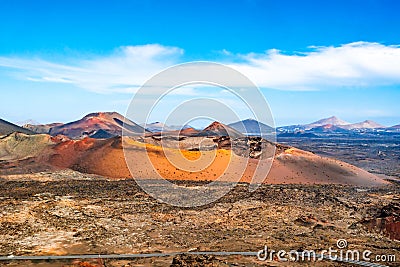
(89, 129), (115, 139)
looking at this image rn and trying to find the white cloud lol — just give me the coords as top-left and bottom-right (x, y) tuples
(228, 42), (400, 90)
(0, 44), (183, 94)
(0, 42), (400, 93)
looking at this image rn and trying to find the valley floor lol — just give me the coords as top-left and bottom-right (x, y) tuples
(0, 174), (399, 266)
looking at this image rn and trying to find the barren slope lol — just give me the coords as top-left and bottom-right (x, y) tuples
(0, 133), (388, 186)
(49, 112), (147, 139)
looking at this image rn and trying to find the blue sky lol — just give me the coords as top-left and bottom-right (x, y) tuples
(1, 0), (400, 126)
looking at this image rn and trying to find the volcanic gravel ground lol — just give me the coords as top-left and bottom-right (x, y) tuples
(0, 178), (399, 266)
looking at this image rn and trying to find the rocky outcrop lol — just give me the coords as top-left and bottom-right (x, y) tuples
(364, 201), (400, 240)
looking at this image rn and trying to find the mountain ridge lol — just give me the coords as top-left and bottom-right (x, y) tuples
(340, 120), (386, 130)
(228, 118), (274, 136)
(9, 113), (400, 138)
(23, 112), (148, 139)
(0, 118), (35, 136)
(305, 116), (350, 129)
(278, 116), (390, 132)
(198, 121), (243, 138)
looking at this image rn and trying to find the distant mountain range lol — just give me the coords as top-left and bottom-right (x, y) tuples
(304, 116), (350, 130)
(277, 116), (396, 134)
(141, 122), (173, 132)
(141, 122), (192, 132)
(1, 113), (399, 139)
(227, 118), (274, 136)
(308, 124), (350, 133)
(340, 120), (385, 130)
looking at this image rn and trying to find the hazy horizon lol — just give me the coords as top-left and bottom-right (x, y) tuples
(3, 111), (399, 129)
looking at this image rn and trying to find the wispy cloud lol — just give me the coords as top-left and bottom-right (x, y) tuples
(229, 42), (400, 90)
(0, 44), (183, 93)
(0, 42), (400, 93)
